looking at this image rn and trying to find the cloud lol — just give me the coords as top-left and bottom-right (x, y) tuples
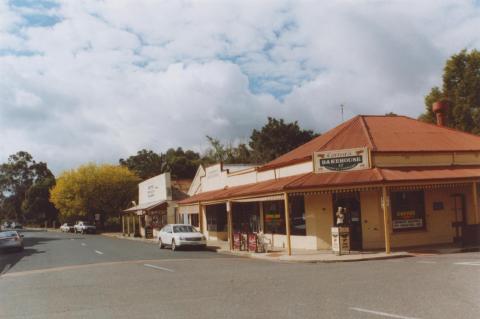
(1, 0), (480, 173)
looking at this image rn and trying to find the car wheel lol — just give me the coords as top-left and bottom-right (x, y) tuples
(171, 240), (177, 251)
(159, 239), (164, 249)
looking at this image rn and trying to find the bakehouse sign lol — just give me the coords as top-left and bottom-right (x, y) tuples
(314, 147), (370, 173)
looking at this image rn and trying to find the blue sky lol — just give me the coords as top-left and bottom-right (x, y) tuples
(1, 0), (480, 173)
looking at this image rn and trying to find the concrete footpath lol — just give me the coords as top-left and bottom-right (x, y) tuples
(100, 232), (413, 263)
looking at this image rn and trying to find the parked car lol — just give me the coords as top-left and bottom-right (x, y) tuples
(60, 223), (74, 232)
(158, 224), (206, 251)
(74, 221), (96, 234)
(0, 230), (24, 252)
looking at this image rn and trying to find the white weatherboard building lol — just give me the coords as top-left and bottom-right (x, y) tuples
(123, 172), (190, 238)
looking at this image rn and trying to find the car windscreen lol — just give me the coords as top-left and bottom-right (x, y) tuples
(0, 231), (18, 238)
(173, 225), (197, 233)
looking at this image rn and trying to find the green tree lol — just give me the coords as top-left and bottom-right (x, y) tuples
(164, 148), (201, 179)
(22, 177), (59, 224)
(0, 151), (55, 222)
(50, 164), (140, 222)
(120, 148), (201, 180)
(249, 117), (318, 163)
(420, 49), (480, 134)
(119, 149), (165, 180)
(204, 136), (253, 164)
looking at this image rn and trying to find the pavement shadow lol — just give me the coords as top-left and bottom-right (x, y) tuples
(0, 231), (64, 274)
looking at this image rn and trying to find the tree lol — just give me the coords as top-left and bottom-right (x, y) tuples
(164, 148), (201, 179)
(249, 117), (318, 163)
(420, 49), (480, 134)
(120, 148), (201, 180)
(0, 151), (55, 222)
(50, 164), (140, 222)
(119, 149), (164, 180)
(204, 136), (253, 164)
(22, 177), (58, 224)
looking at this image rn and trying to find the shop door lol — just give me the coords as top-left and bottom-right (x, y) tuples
(333, 193), (363, 250)
(451, 194), (466, 245)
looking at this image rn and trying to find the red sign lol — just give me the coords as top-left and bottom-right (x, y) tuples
(248, 233), (257, 252)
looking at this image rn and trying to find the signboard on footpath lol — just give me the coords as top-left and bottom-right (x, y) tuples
(314, 147), (370, 173)
(331, 227), (350, 255)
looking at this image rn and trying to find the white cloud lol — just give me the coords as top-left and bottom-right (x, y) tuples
(0, 0), (480, 173)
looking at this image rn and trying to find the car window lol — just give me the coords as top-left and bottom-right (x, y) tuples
(173, 225), (196, 233)
(0, 231), (17, 238)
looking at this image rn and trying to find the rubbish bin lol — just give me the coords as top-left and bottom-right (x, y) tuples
(331, 227), (350, 255)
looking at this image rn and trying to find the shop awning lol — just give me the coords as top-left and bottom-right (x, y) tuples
(178, 166), (480, 205)
(123, 200), (168, 213)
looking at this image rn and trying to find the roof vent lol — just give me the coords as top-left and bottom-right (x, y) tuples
(432, 99), (449, 126)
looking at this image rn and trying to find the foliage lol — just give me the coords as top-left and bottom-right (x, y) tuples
(249, 117), (318, 163)
(203, 117), (318, 165)
(22, 177), (58, 223)
(50, 164), (140, 222)
(204, 136), (252, 164)
(119, 148), (201, 180)
(163, 147), (201, 179)
(119, 149), (164, 180)
(0, 151), (57, 222)
(420, 49), (480, 134)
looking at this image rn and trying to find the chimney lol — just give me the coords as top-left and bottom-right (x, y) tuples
(432, 100), (449, 126)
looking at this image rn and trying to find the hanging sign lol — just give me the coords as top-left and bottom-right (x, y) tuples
(314, 147), (370, 173)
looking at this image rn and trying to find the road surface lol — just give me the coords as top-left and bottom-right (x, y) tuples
(1, 230), (479, 319)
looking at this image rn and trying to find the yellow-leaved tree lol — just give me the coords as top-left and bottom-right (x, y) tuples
(50, 164), (140, 224)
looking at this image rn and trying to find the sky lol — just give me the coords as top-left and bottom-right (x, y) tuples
(1, 0), (480, 174)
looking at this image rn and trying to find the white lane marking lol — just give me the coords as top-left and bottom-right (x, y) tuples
(143, 264), (175, 272)
(417, 261), (437, 264)
(70, 239), (74, 241)
(1, 264), (12, 275)
(454, 261), (480, 266)
(81, 243), (86, 246)
(350, 307), (421, 319)
(94, 250), (104, 255)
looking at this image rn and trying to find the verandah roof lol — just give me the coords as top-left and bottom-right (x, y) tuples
(178, 166), (480, 205)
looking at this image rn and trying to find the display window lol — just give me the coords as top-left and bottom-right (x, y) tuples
(263, 201), (286, 234)
(290, 196), (306, 236)
(206, 204), (227, 232)
(390, 190), (426, 231)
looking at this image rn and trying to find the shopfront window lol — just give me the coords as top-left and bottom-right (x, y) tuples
(391, 190), (426, 231)
(206, 204), (227, 232)
(263, 201), (285, 234)
(290, 196), (306, 236)
(232, 202), (259, 233)
(190, 213), (199, 227)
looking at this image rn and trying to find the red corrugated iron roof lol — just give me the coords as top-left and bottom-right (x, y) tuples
(260, 115), (480, 171)
(178, 174), (308, 205)
(379, 166), (480, 182)
(179, 166), (480, 205)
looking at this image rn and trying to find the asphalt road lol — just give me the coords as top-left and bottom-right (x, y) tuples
(1, 230), (479, 319)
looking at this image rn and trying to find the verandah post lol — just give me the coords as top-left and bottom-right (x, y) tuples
(382, 186), (391, 254)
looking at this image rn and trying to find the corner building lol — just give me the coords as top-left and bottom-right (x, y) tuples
(179, 115), (480, 253)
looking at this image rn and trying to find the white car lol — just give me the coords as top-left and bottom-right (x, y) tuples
(74, 221), (96, 234)
(60, 223), (74, 232)
(158, 224), (206, 251)
(0, 230), (24, 252)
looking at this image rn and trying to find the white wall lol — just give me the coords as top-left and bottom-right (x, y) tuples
(138, 173), (172, 204)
